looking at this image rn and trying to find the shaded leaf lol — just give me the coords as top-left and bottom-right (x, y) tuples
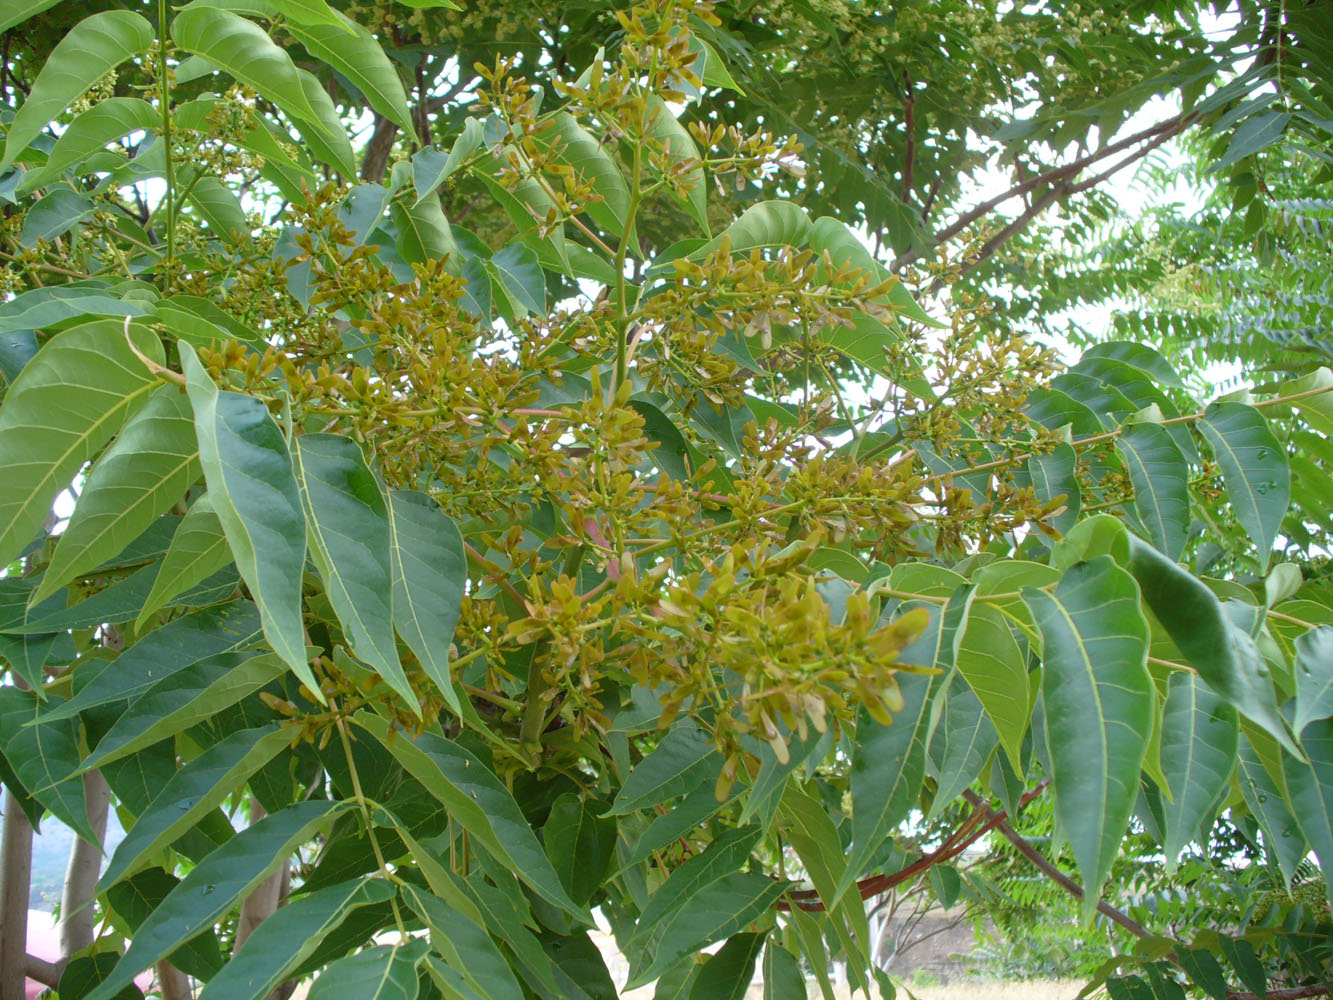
(607, 720), (718, 814)
(1116, 421), (1190, 561)
(86, 800), (349, 1000)
(1158, 672), (1238, 869)
(355, 712), (587, 921)
(1197, 401), (1289, 569)
(1282, 716), (1333, 901)
(387, 490), (465, 715)
(182, 344), (317, 696)
(1128, 537), (1299, 756)
(81, 651), (285, 772)
(135, 494), (232, 627)
(1, 10), (153, 167)
(36, 384), (199, 603)
(294, 434), (412, 710)
(100, 724), (290, 891)
(1294, 626), (1333, 735)
(688, 933), (764, 1000)
(0, 319), (164, 567)
(197, 878), (398, 1000)
(1024, 556), (1153, 921)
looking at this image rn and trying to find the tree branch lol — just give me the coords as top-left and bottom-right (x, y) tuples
(896, 112), (1195, 274)
(962, 790), (1153, 939)
(24, 954), (62, 989)
(780, 780), (1049, 911)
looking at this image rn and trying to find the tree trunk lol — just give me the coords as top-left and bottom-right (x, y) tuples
(155, 959), (191, 1000)
(360, 114), (398, 184)
(59, 770), (110, 960)
(236, 801), (289, 949)
(0, 790), (34, 1000)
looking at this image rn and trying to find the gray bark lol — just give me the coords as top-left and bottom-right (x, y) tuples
(59, 770), (110, 959)
(0, 790), (34, 1000)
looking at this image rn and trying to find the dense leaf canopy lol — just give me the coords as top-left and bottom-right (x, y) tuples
(0, 1), (1330, 999)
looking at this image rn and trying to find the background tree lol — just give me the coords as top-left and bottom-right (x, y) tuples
(0, 2), (1330, 999)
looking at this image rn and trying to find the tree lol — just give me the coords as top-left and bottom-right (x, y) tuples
(0, 1), (1330, 999)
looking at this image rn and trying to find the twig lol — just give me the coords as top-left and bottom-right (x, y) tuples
(962, 790), (1152, 939)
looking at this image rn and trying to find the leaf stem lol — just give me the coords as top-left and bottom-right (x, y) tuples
(334, 716), (408, 937)
(156, 0), (176, 284)
(613, 139), (644, 392)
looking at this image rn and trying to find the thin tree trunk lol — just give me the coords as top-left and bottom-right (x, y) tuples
(0, 790), (34, 1000)
(236, 801), (285, 948)
(156, 959), (192, 1000)
(360, 114), (399, 184)
(59, 770), (110, 960)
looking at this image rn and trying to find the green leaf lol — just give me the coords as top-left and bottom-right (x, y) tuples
(181, 344), (317, 698)
(1081, 342), (1186, 389)
(1019, 442), (1081, 535)
(622, 782), (742, 871)
(1236, 733), (1307, 888)
(100, 724), (290, 891)
(354, 712), (588, 922)
(838, 598), (952, 901)
(955, 601), (1030, 771)
(1, 10), (154, 167)
(294, 434), (413, 710)
(386, 490), (465, 715)
(136, 494), (232, 627)
(413, 119), (484, 205)
(543, 793), (616, 907)
(539, 112), (630, 235)
(1158, 672), (1238, 870)
(36, 385), (199, 604)
(402, 882), (525, 1000)
(86, 800), (349, 1000)
(39, 600), (261, 723)
(690, 201), (810, 260)
(309, 941), (429, 1000)
(1282, 715), (1333, 901)
(626, 828), (783, 988)
(487, 242), (545, 322)
(4, 692), (96, 842)
(104, 868), (225, 979)
(927, 674), (999, 820)
(1216, 935), (1268, 998)
(1128, 537), (1299, 757)
(392, 193), (459, 269)
(1196, 401), (1289, 569)
(0, 0), (61, 33)
(198, 878), (399, 1000)
(172, 7), (323, 133)
(1293, 627), (1333, 735)
(688, 933), (764, 1000)
(643, 96), (708, 233)
(1176, 949), (1229, 1000)
(268, 0), (351, 28)
(1024, 556), (1153, 922)
(1217, 111), (1290, 169)
(607, 720), (717, 814)
(285, 15), (414, 135)
(16, 97), (158, 193)
(0, 318), (165, 566)
(184, 174), (249, 244)
(1116, 421), (1190, 561)
(153, 295), (266, 347)
(761, 944), (806, 1000)
(81, 651), (285, 772)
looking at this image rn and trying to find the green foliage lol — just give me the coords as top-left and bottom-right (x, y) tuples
(0, 2), (1330, 999)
